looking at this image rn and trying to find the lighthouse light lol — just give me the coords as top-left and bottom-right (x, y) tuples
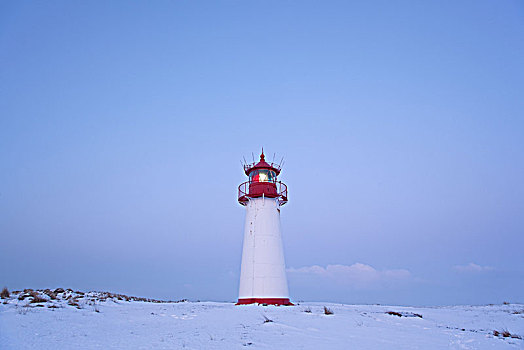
(249, 169), (277, 183)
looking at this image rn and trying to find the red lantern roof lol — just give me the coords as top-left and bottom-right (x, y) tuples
(244, 151), (281, 176)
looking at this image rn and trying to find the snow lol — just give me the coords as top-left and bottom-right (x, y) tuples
(1, 290), (523, 349)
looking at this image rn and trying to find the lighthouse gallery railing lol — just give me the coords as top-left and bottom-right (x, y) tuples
(238, 181), (288, 206)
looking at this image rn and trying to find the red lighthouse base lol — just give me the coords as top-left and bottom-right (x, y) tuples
(236, 298), (293, 306)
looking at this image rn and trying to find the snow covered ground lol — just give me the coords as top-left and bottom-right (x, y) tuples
(1, 289), (523, 349)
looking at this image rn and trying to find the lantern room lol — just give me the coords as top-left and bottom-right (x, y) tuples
(249, 168), (277, 183)
(238, 151), (288, 206)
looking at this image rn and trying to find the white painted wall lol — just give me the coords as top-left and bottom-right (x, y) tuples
(238, 197), (290, 299)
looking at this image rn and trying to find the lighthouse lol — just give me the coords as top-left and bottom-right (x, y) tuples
(237, 151), (292, 305)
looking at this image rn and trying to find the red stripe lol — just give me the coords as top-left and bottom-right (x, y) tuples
(236, 298), (293, 306)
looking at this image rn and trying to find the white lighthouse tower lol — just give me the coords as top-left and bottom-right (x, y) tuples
(237, 150), (292, 305)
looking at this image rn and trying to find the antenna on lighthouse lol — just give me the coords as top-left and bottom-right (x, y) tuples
(272, 153), (276, 164)
(251, 152), (255, 163)
(278, 156), (284, 168)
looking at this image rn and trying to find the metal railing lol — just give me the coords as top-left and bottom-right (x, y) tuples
(238, 181), (288, 206)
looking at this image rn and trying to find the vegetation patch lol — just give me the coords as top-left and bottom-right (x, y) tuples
(1, 287), (9, 299)
(386, 311), (422, 318)
(324, 306), (334, 315)
(263, 315), (273, 323)
(493, 329), (522, 339)
(30, 295), (48, 304)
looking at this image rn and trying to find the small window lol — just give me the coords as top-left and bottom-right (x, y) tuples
(249, 170), (259, 182)
(268, 170), (276, 182)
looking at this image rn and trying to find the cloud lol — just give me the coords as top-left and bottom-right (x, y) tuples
(287, 263), (411, 289)
(453, 263), (494, 273)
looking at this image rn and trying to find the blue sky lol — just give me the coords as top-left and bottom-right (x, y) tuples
(1, 0), (523, 305)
